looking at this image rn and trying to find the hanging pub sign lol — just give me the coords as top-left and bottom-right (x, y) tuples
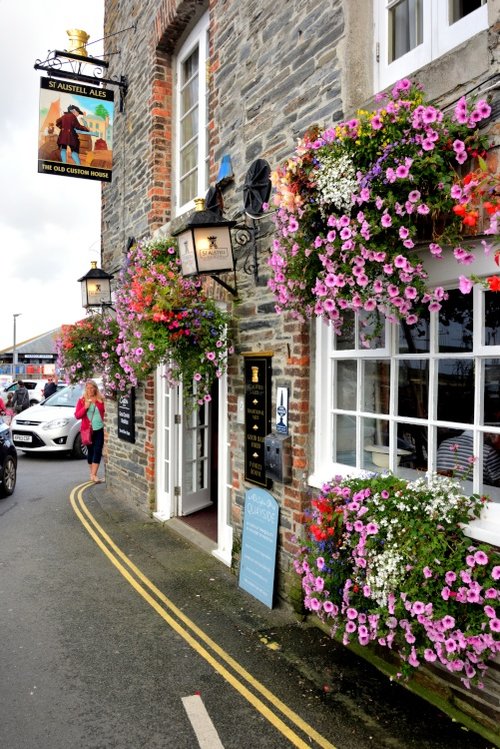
(244, 354), (272, 488)
(117, 388), (136, 443)
(38, 78), (114, 182)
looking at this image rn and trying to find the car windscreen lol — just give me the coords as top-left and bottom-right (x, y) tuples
(42, 385), (84, 408)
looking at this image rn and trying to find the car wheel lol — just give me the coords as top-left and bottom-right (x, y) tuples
(71, 433), (88, 459)
(0, 456), (16, 497)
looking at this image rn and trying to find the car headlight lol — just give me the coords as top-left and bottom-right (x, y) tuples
(42, 418), (71, 431)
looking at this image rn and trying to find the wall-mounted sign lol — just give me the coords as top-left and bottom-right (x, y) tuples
(275, 386), (289, 435)
(239, 488), (279, 608)
(244, 355), (272, 487)
(117, 389), (135, 443)
(38, 78), (114, 182)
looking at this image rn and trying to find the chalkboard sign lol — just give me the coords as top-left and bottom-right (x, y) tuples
(117, 388), (135, 443)
(239, 488), (279, 608)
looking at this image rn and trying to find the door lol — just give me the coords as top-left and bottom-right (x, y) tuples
(180, 399), (212, 515)
(154, 366), (181, 521)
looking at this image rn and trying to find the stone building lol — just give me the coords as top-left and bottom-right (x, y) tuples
(100, 0), (500, 734)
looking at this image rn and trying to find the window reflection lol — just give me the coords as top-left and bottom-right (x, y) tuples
(336, 360), (357, 410)
(437, 359), (474, 423)
(485, 291), (500, 346)
(398, 359), (429, 418)
(336, 310), (355, 350)
(485, 359), (500, 424)
(399, 313), (430, 353)
(362, 417), (390, 470)
(438, 289), (473, 352)
(334, 414), (356, 466)
(363, 360), (390, 414)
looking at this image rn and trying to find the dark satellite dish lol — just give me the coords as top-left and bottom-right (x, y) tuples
(205, 185), (224, 218)
(243, 159), (271, 217)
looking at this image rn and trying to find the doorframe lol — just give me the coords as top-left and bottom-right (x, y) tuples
(154, 364), (233, 566)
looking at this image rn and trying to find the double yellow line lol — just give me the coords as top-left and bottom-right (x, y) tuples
(70, 483), (337, 749)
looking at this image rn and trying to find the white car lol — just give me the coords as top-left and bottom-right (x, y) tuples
(11, 383), (88, 458)
(2, 379), (65, 407)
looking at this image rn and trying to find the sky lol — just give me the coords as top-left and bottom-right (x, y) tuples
(0, 0), (104, 350)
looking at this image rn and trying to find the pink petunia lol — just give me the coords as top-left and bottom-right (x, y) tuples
(474, 550), (488, 565)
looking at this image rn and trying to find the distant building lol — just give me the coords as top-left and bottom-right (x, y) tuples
(0, 328), (59, 378)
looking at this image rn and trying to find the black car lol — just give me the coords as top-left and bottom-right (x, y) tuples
(0, 422), (17, 497)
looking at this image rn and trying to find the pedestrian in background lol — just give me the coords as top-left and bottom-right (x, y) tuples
(75, 380), (105, 483)
(12, 380), (30, 414)
(43, 374), (58, 399)
(3, 393), (14, 425)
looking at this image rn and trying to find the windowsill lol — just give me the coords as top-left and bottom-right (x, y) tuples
(464, 503), (500, 548)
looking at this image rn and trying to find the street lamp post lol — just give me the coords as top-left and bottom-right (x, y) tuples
(12, 313), (21, 381)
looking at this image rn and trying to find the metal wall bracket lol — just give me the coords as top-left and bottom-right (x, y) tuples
(34, 50), (128, 112)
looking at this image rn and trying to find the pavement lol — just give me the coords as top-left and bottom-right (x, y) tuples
(78, 481), (496, 749)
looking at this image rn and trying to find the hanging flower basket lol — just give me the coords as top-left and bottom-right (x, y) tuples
(115, 237), (233, 405)
(55, 314), (124, 396)
(269, 79), (498, 338)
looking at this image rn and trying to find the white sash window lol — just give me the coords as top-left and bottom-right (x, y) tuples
(375, 0), (488, 90)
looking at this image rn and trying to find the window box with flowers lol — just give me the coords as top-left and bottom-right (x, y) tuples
(295, 473), (499, 694)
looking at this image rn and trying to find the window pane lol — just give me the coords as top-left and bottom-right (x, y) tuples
(334, 414), (356, 466)
(389, 0), (423, 63)
(336, 310), (355, 350)
(437, 359), (474, 423)
(336, 360), (357, 410)
(181, 49), (198, 85)
(483, 433), (500, 489)
(485, 359), (500, 424)
(398, 313), (430, 353)
(438, 289), (473, 352)
(363, 360), (390, 414)
(397, 423), (427, 470)
(182, 78), (199, 115)
(449, 0), (485, 25)
(359, 310), (385, 349)
(181, 108), (198, 145)
(180, 170), (197, 206)
(398, 359), (428, 418)
(437, 428), (474, 478)
(362, 417), (390, 470)
(485, 290), (500, 346)
(180, 140), (197, 175)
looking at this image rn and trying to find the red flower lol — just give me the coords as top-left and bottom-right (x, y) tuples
(486, 275), (500, 292)
(452, 204), (467, 217)
(462, 211), (479, 227)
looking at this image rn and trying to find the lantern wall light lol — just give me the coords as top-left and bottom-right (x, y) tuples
(78, 261), (114, 308)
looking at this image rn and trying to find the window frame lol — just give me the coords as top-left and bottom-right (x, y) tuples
(174, 13), (210, 217)
(374, 0), (488, 91)
(311, 278), (500, 545)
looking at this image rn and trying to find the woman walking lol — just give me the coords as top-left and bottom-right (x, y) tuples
(75, 380), (105, 483)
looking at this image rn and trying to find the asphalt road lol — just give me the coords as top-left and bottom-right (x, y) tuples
(0, 452), (495, 749)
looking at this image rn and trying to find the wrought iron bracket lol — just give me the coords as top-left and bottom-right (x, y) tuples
(34, 50), (128, 112)
(232, 218), (259, 284)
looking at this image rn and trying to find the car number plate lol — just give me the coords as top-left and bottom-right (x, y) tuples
(14, 434), (32, 443)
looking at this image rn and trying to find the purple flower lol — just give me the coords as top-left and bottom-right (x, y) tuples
(492, 566), (500, 581)
(489, 619), (500, 632)
(424, 649), (437, 662)
(381, 213), (392, 228)
(346, 607), (358, 620)
(459, 275), (474, 294)
(423, 566), (433, 579)
(408, 190), (421, 203)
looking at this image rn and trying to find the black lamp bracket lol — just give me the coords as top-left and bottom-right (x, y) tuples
(232, 217), (259, 284)
(34, 50), (128, 112)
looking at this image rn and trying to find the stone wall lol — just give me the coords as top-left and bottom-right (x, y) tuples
(101, 0), (499, 590)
